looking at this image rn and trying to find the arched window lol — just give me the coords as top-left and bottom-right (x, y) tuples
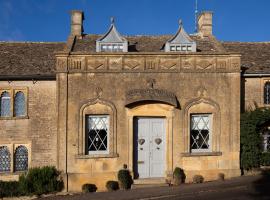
(264, 82), (270, 104)
(0, 146), (11, 172)
(0, 91), (11, 117)
(14, 91), (25, 117)
(14, 145), (28, 171)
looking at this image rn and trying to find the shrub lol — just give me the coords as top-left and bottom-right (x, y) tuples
(217, 173), (225, 181)
(117, 168), (133, 190)
(193, 175), (204, 184)
(106, 181), (119, 191)
(82, 184), (97, 193)
(0, 181), (22, 198)
(19, 166), (63, 196)
(173, 167), (186, 185)
(240, 108), (270, 171)
(261, 152), (270, 166)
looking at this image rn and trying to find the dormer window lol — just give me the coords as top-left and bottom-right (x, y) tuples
(96, 18), (128, 52)
(165, 20), (196, 52)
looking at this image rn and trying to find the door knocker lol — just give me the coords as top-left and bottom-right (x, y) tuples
(138, 138), (145, 145)
(155, 138), (162, 145)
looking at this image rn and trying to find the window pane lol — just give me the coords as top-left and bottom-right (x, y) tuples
(14, 145), (28, 171)
(181, 46), (187, 51)
(187, 46), (192, 51)
(176, 46), (181, 51)
(87, 116), (109, 153)
(14, 91), (25, 117)
(190, 114), (211, 152)
(170, 46), (176, 51)
(264, 82), (270, 104)
(0, 146), (11, 172)
(0, 91), (11, 117)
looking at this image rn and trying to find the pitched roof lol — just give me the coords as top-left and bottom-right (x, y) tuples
(0, 42), (65, 78)
(222, 42), (270, 74)
(72, 34), (225, 53)
(166, 21), (194, 44)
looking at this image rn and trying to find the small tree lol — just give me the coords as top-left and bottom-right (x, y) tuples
(240, 107), (270, 171)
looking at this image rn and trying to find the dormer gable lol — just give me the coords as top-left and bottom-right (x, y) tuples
(96, 18), (128, 52)
(165, 20), (196, 52)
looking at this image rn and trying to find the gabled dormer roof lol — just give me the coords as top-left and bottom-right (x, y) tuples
(96, 18), (128, 52)
(165, 20), (196, 52)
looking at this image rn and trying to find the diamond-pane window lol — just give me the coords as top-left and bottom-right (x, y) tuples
(0, 91), (11, 117)
(14, 145), (28, 171)
(190, 114), (211, 152)
(14, 91), (26, 117)
(86, 115), (109, 154)
(0, 146), (11, 172)
(264, 82), (270, 104)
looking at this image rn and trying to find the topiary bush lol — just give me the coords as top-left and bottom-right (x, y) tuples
(261, 152), (270, 166)
(117, 167), (133, 190)
(173, 167), (186, 185)
(82, 184), (97, 193)
(193, 175), (204, 184)
(240, 108), (270, 171)
(106, 181), (119, 191)
(0, 181), (22, 198)
(19, 166), (63, 196)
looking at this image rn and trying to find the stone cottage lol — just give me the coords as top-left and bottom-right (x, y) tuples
(0, 10), (268, 191)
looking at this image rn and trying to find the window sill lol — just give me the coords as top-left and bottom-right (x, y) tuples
(0, 116), (29, 120)
(76, 153), (119, 159)
(181, 152), (222, 157)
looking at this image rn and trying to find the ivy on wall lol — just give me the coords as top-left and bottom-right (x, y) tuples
(240, 107), (270, 170)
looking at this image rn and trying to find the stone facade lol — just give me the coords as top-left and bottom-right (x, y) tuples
(1, 9), (269, 192)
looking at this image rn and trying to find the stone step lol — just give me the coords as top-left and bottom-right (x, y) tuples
(132, 183), (169, 189)
(133, 178), (168, 185)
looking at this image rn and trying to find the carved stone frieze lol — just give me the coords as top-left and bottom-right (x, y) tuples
(86, 57), (107, 70)
(126, 88), (177, 107)
(159, 57), (179, 70)
(108, 57), (122, 70)
(123, 57), (144, 70)
(56, 54), (241, 73)
(196, 58), (215, 70)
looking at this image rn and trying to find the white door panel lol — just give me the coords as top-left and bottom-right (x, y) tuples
(135, 117), (165, 178)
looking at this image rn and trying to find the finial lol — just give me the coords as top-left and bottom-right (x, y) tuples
(179, 19), (183, 27)
(110, 17), (115, 25)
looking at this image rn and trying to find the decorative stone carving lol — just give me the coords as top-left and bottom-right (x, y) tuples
(126, 88), (177, 107)
(145, 58), (159, 70)
(196, 58), (215, 70)
(108, 57), (122, 70)
(86, 57), (107, 70)
(123, 58), (144, 70)
(231, 58), (241, 71)
(146, 78), (156, 89)
(159, 58), (179, 70)
(68, 58), (83, 70)
(56, 58), (67, 71)
(217, 59), (227, 70)
(196, 85), (207, 97)
(95, 87), (103, 98)
(181, 57), (194, 70)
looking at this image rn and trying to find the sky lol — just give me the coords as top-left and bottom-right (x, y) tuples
(0, 0), (270, 42)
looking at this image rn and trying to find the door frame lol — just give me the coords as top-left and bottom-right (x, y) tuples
(126, 103), (175, 179)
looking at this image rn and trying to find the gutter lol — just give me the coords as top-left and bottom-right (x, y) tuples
(0, 74), (56, 81)
(242, 73), (270, 77)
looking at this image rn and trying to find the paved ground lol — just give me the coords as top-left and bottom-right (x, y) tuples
(41, 172), (270, 200)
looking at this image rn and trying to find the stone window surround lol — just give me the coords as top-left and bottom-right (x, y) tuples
(0, 87), (28, 120)
(77, 98), (118, 159)
(183, 97), (221, 156)
(0, 143), (31, 174)
(263, 79), (270, 106)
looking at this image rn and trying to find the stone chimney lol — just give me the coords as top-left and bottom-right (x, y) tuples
(70, 10), (84, 36)
(197, 11), (213, 37)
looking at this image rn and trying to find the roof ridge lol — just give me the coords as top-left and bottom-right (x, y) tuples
(0, 41), (65, 44)
(222, 41), (270, 44)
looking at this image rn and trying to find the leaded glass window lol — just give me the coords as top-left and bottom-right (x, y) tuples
(0, 146), (11, 172)
(14, 145), (28, 171)
(264, 82), (270, 104)
(262, 133), (270, 152)
(14, 91), (26, 117)
(0, 91), (11, 117)
(86, 115), (109, 154)
(190, 114), (211, 152)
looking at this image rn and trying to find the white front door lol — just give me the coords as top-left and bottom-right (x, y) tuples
(134, 117), (166, 178)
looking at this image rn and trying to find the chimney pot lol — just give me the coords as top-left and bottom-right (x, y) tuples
(197, 11), (213, 37)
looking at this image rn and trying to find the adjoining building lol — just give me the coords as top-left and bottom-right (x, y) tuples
(0, 10), (269, 191)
